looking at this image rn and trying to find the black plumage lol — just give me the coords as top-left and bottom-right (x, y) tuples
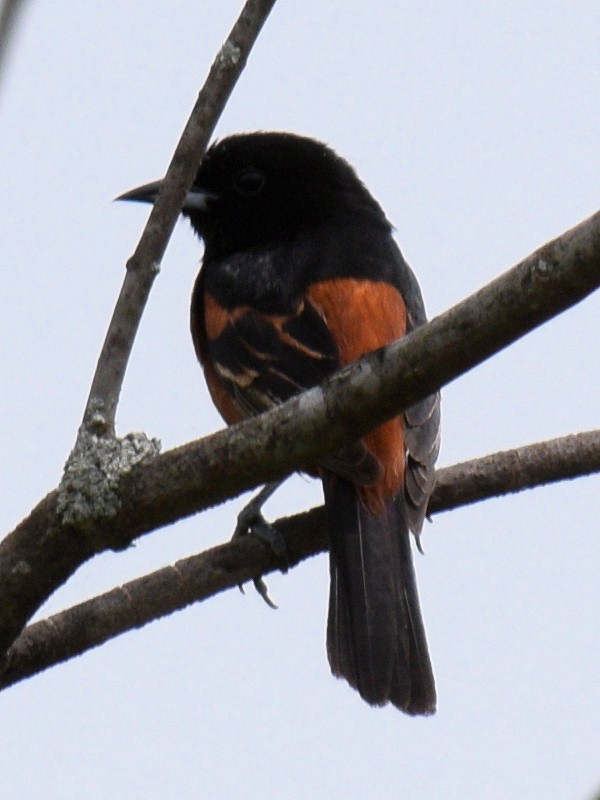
(119, 132), (440, 714)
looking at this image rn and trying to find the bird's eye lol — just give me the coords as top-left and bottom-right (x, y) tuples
(234, 168), (265, 196)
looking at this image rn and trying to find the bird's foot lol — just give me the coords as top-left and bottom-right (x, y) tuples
(233, 483), (287, 609)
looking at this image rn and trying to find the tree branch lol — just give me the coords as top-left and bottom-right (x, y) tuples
(0, 210), (598, 656)
(1, 430), (598, 691)
(430, 430), (600, 514)
(83, 0), (277, 436)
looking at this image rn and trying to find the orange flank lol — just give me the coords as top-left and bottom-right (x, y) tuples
(307, 278), (407, 509)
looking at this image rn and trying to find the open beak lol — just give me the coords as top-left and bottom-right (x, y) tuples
(116, 179), (215, 211)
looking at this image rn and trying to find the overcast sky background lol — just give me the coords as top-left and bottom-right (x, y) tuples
(1, 2), (599, 798)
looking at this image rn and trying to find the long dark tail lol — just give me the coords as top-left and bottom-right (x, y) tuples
(323, 472), (436, 714)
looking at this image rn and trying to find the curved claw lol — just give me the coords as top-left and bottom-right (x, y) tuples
(253, 576), (278, 609)
(415, 530), (425, 555)
(235, 517), (283, 607)
(236, 575), (277, 609)
(233, 482), (286, 608)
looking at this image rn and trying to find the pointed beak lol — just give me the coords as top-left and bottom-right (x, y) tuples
(116, 179), (163, 204)
(116, 179), (216, 211)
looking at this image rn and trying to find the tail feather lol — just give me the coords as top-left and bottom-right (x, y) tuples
(323, 472), (436, 714)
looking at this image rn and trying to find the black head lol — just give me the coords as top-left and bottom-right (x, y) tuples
(119, 132), (390, 260)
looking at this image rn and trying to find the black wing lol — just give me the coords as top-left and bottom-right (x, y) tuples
(206, 298), (339, 414)
(393, 246), (441, 534)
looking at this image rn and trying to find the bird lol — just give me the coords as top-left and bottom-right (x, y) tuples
(119, 132), (440, 715)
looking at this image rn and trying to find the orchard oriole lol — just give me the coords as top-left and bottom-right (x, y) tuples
(119, 132), (440, 715)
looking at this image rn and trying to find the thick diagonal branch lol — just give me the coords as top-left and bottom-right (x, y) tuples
(0, 209), (598, 656)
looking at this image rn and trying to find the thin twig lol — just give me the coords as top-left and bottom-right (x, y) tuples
(1, 430), (598, 690)
(83, 0), (277, 435)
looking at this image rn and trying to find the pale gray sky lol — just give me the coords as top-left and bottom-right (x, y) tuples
(1, 2), (599, 798)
